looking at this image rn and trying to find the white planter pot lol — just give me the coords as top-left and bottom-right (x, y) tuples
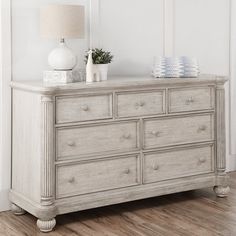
(96, 64), (109, 81)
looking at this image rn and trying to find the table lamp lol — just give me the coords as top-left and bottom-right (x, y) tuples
(40, 4), (85, 71)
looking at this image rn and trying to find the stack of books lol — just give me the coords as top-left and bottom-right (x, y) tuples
(152, 57), (200, 78)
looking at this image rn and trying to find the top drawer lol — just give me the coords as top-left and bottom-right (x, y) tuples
(169, 87), (214, 113)
(116, 90), (165, 118)
(56, 94), (113, 124)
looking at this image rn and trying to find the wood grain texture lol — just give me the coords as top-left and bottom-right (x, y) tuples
(12, 90), (41, 203)
(143, 114), (214, 149)
(2, 172), (236, 236)
(169, 86), (215, 113)
(216, 84), (226, 174)
(10, 75), (228, 95)
(56, 155), (140, 198)
(116, 90), (165, 118)
(56, 93), (113, 124)
(56, 121), (139, 160)
(143, 145), (214, 183)
(10, 76), (229, 232)
(41, 96), (55, 206)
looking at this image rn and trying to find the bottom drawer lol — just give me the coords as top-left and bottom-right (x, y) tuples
(56, 155), (140, 199)
(143, 145), (214, 184)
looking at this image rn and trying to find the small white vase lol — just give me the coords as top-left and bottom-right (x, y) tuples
(86, 50), (94, 84)
(96, 64), (109, 81)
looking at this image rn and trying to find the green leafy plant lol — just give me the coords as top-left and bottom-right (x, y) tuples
(85, 48), (114, 64)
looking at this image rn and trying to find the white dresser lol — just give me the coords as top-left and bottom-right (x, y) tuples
(10, 75), (229, 232)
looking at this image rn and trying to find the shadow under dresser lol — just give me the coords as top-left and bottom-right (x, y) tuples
(10, 75), (230, 232)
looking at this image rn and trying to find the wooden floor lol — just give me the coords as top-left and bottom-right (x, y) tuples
(1, 173), (236, 236)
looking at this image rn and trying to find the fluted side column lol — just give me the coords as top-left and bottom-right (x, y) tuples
(214, 82), (230, 198)
(216, 84), (226, 175)
(41, 96), (55, 206)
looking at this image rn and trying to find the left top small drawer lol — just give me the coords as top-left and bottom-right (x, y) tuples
(56, 94), (113, 124)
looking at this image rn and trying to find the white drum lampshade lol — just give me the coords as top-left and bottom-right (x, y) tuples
(40, 5), (85, 70)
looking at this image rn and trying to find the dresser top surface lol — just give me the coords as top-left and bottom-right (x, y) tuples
(11, 74), (228, 95)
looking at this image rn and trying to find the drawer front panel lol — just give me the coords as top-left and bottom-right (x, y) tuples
(56, 155), (140, 198)
(116, 90), (165, 118)
(143, 145), (214, 184)
(169, 87), (214, 113)
(56, 94), (112, 124)
(57, 121), (139, 160)
(144, 114), (214, 149)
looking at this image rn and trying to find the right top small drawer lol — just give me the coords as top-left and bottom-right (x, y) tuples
(169, 87), (214, 113)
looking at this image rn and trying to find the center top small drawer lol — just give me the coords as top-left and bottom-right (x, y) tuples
(116, 90), (165, 118)
(56, 94), (113, 124)
(169, 87), (214, 113)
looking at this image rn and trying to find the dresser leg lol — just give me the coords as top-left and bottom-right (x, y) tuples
(37, 218), (56, 233)
(214, 186), (230, 198)
(11, 203), (26, 215)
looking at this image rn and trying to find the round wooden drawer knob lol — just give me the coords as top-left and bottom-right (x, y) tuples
(123, 134), (131, 139)
(136, 101), (145, 107)
(153, 164), (159, 171)
(150, 131), (160, 137)
(198, 125), (207, 132)
(186, 97), (195, 104)
(81, 105), (89, 111)
(67, 141), (75, 147)
(199, 157), (206, 164)
(68, 177), (75, 183)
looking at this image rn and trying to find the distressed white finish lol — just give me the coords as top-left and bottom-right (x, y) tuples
(10, 75), (229, 232)
(11, 203), (26, 216)
(214, 186), (231, 198)
(143, 114), (214, 149)
(56, 94), (113, 124)
(41, 96), (55, 206)
(37, 218), (56, 233)
(12, 90), (41, 203)
(169, 87), (214, 113)
(2, 0), (231, 214)
(143, 145), (214, 184)
(116, 90), (165, 118)
(56, 155), (140, 198)
(56, 121), (139, 159)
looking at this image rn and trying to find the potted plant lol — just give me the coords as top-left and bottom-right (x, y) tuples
(85, 48), (114, 81)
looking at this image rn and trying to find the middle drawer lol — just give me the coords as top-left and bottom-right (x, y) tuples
(116, 90), (165, 118)
(56, 121), (139, 160)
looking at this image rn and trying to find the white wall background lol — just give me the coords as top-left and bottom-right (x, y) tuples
(0, 0), (234, 212)
(0, 0), (11, 212)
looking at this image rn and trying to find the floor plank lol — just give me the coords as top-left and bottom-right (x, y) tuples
(1, 172), (236, 236)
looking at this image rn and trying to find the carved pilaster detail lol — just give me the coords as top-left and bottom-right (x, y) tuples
(41, 96), (55, 206)
(216, 84), (226, 174)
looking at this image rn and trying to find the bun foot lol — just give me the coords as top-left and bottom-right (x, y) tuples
(11, 203), (26, 215)
(37, 218), (56, 233)
(214, 186), (230, 198)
